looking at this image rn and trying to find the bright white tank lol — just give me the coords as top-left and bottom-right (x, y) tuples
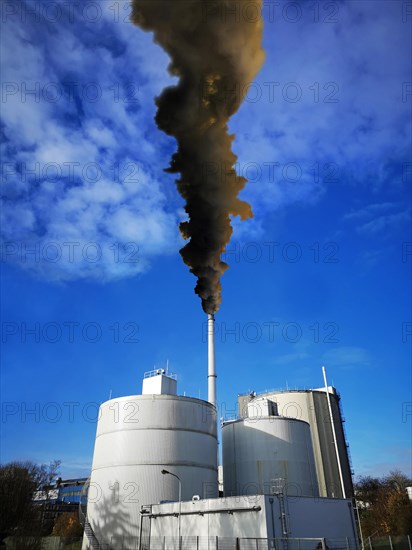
(222, 399), (319, 498)
(83, 371), (218, 549)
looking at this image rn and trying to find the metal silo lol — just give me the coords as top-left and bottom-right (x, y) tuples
(222, 400), (319, 498)
(237, 384), (354, 499)
(83, 371), (218, 549)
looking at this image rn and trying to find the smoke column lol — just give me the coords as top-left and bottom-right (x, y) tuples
(131, 1), (265, 314)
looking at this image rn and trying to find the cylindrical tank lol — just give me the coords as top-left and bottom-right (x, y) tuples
(222, 416), (319, 498)
(83, 394), (218, 549)
(237, 388), (354, 498)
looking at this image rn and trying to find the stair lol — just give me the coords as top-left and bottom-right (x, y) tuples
(84, 520), (104, 550)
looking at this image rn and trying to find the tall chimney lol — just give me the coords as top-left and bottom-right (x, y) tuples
(207, 313), (216, 407)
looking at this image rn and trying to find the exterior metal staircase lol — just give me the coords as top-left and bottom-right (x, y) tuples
(84, 520), (105, 550)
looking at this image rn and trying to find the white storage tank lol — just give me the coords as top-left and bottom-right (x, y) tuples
(83, 372), (218, 549)
(238, 387), (353, 498)
(222, 411), (319, 498)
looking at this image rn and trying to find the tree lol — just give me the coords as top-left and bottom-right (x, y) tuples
(52, 512), (83, 544)
(355, 470), (412, 537)
(35, 460), (61, 498)
(0, 460), (61, 543)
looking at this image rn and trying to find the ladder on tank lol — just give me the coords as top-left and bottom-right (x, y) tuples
(271, 478), (289, 550)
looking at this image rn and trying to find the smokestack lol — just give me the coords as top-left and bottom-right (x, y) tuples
(207, 313), (216, 407)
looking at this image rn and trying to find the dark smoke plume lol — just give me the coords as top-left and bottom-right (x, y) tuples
(131, 1), (265, 314)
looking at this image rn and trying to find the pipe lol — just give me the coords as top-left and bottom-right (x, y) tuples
(208, 314), (216, 407)
(146, 506), (261, 518)
(269, 497), (276, 538)
(322, 366), (346, 499)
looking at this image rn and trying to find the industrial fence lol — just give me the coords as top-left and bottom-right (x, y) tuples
(5, 535), (411, 550)
(365, 536), (412, 550)
(99, 536), (359, 550)
(1, 536), (82, 550)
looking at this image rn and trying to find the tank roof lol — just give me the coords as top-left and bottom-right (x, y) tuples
(101, 393), (215, 408)
(238, 386), (337, 398)
(222, 415), (310, 428)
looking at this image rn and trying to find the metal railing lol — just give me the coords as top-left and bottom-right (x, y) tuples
(365, 535), (412, 550)
(143, 369), (177, 380)
(102, 536), (359, 550)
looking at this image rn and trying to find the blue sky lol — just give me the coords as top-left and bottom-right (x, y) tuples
(1, 0), (411, 481)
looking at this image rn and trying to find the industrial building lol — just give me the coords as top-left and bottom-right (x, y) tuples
(82, 382), (358, 548)
(32, 477), (88, 529)
(238, 385), (354, 499)
(143, 494), (357, 545)
(82, 315), (359, 549)
(34, 477), (89, 505)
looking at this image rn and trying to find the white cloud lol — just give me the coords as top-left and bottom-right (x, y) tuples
(1, 1), (180, 282)
(230, 0), (410, 211)
(358, 210), (411, 235)
(355, 445), (412, 478)
(321, 346), (372, 369)
(343, 203), (401, 221)
(1, 0), (409, 282)
(343, 203), (411, 235)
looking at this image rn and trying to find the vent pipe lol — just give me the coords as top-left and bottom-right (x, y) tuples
(207, 314), (216, 407)
(322, 366), (346, 499)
